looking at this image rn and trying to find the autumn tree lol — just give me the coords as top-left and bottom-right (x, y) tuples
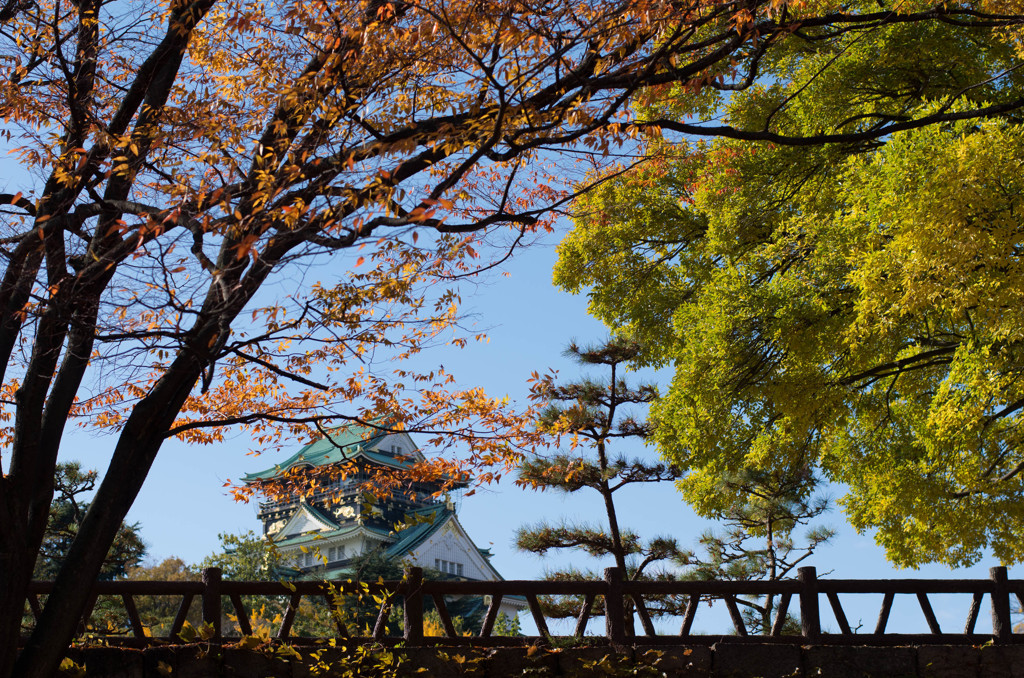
(124, 558), (202, 637)
(558, 0), (1024, 570)
(2, 0), (1023, 675)
(517, 338), (689, 629)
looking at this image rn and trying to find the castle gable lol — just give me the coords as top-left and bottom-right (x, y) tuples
(243, 425), (430, 483)
(366, 431), (424, 462)
(276, 502), (339, 539)
(390, 510), (503, 582)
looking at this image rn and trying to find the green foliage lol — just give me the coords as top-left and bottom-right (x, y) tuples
(33, 462), (146, 582)
(197, 532), (494, 638)
(197, 531), (380, 639)
(520, 338), (829, 629)
(199, 531), (309, 637)
(492, 612), (522, 638)
(325, 549), (409, 638)
(199, 530), (347, 637)
(343, 548), (489, 637)
(344, 547), (409, 583)
(199, 530), (282, 581)
(87, 557), (204, 639)
(26, 463), (148, 637)
(561, 3), (1024, 566)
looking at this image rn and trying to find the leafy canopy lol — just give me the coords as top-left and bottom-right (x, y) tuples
(559, 7), (1024, 567)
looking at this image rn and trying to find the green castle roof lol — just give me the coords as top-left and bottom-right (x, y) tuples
(242, 423), (418, 482)
(279, 506), (454, 580)
(383, 505), (453, 559)
(269, 505), (452, 554)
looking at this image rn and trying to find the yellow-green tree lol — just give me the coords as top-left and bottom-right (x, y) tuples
(559, 5), (1024, 568)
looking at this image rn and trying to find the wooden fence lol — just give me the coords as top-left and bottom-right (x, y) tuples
(24, 566), (1024, 647)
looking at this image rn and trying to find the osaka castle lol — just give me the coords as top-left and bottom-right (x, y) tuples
(242, 424), (524, 618)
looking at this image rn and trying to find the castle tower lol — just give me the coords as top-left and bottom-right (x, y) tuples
(242, 425), (524, 612)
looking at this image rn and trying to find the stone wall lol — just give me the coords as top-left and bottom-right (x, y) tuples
(61, 642), (1024, 677)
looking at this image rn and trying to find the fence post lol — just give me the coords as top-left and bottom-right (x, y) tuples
(605, 567), (626, 646)
(991, 566), (1012, 643)
(404, 566), (424, 645)
(201, 567), (222, 641)
(798, 566), (820, 642)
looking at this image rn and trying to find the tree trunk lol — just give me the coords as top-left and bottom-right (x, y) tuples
(11, 352), (207, 678)
(0, 502), (35, 678)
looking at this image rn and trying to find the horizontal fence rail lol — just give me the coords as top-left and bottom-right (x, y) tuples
(23, 566), (1024, 647)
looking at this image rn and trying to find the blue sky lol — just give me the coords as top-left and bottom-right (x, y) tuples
(54, 222), (1019, 635)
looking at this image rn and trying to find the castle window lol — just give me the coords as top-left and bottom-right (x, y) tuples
(329, 547), (336, 561)
(434, 559), (462, 576)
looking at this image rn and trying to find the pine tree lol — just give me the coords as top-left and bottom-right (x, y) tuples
(686, 467), (835, 634)
(518, 338), (834, 634)
(516, 338), (688, 625)
(33, 463), (145, 582)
